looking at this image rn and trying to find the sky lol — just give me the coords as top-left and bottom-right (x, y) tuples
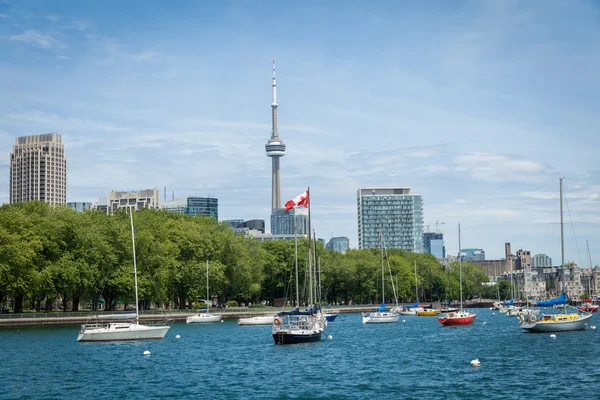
(1, 0), (599, 265)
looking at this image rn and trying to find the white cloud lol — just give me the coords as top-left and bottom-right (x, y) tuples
(454, 152), (545, 182)
(9, 30), (65, 49)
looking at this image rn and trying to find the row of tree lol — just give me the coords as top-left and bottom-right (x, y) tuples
(0, 202), (494, 313)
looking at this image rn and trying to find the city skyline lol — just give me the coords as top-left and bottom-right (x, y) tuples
(0, 1), (599, 264)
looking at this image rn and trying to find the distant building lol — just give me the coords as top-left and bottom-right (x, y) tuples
(67, 202), (92, 213)
(271, 207), (308, 236)
(459, 248), (485, 262)
(241, 219), (265, 233)
(10, 133), (67, 206)
(423, 232), (445, 258)
(515, 249), (532, 269)
(326, 237), (350, 253)
(223, 219), (244, 230)
(93, 197), (108, 214)
(161, 196), (218, 220)
(532, 254), (552, 268)
(223, 219), (266, 234)
(108, 189), (160, 213)
(357, 187), (424, 252)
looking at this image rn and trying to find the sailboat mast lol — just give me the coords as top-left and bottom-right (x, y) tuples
(458, 223), (463, 312)
(206, 260), (209, 314)
(414, 260), (418, 303)
(294, 219), (299, 308)
(560, 177), (565, 294)
(307, 187), (313, 305)
(129, 208), (140, 324)
(377, 230), (383, 303)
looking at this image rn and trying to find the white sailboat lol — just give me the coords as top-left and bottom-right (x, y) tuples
(77, 209), (171, 342)
(238, 315), (276, 326)
(362, 231), (399, 324)
(519, 178), (593, 332)
(187, 260), (222, 324)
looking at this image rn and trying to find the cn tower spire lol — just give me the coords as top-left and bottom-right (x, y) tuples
(271, 58), (278, 139)
(265, 58), (286, 211)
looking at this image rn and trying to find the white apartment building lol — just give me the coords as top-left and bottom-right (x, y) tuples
(9, 133), (67, 205)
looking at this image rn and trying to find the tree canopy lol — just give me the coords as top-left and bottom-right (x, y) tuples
(0, 202), (491, 312)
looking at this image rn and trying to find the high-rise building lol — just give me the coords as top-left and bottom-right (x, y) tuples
(67, 202), (92, 213)
(271, 208), (308, 236)
(108, 189), (160, 213)
(161, 196), (218, 220)
(459, 248), (485, 262)
(9, 133), (67, 205)
(325, 237), (350, 253)
(357, 187), (424, 251)
(423, 232), (445, 258)
(532, 254), (552, 268)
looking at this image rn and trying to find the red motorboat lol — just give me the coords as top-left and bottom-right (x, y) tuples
(438, 310), (477, 326)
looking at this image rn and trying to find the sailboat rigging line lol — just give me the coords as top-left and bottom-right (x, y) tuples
(563, 194), (584, 267)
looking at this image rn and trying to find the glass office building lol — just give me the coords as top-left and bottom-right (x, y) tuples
(67, 202), (92, 213)
(357, 188), (423, 252)
(270, 207), (308, 235)
(423, 232), (445, 258)
(161, 196), (218, 220)
(325, 236), (350, 253)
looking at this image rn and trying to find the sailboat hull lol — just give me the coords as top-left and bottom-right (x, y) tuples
(438, 313), (476, 326)
(186, 314), (222, 324)
(77, 323), (170, 342)
(520, 313), (592, 332)
(272, 332), (322, 345)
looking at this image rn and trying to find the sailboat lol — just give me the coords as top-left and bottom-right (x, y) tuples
(362, 231), (399, 324)
(272, 188), (326, 344)
(438, 223), (477, 326)
(187, 260), (222, 324)
(399, 260), (424, 315)
(519, 178), (593, 332)
(77, 208), (172, 342)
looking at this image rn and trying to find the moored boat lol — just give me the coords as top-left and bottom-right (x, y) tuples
(77, 208), (172, 342)
(438, 223), (476, 326)
(438, 310), (477, 326)
(416, 309), (440, 316)
(238, 315), (275, 326)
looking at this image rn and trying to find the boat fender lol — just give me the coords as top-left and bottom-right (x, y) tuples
(530, 315), (536, 322)
(518, 314), (524, 322)
(274, 318), (281, 326)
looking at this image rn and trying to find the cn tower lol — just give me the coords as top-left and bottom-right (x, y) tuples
(265, 59), (286, 211)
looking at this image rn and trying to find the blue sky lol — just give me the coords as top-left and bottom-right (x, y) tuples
(1, 0), (599, 265)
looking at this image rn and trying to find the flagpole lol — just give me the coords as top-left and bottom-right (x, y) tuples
(307, 186), (313, 306)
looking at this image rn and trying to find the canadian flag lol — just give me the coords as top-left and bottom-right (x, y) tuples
(285, 189), (309, 211)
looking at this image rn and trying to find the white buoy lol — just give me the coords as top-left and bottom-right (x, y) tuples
(402, 319), (406, 323)
(492, 312), (495, 315)
(221, 320), (224, 323)
(483, 322), (486, 325)
(175, 334), (181, 339)
(550, 334), (556, 339)
(327, 335), (332, 339)
(143, 350), (151, 356)
(591, 325), (596, 330)
(470, 358), (480, 368)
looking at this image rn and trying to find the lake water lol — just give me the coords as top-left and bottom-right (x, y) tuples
(1, 309), (599, 399)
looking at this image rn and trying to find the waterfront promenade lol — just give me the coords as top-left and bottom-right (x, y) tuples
(0, 300), (496, 327)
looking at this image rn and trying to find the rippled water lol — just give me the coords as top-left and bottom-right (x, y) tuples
(1, 309), (599, 399)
